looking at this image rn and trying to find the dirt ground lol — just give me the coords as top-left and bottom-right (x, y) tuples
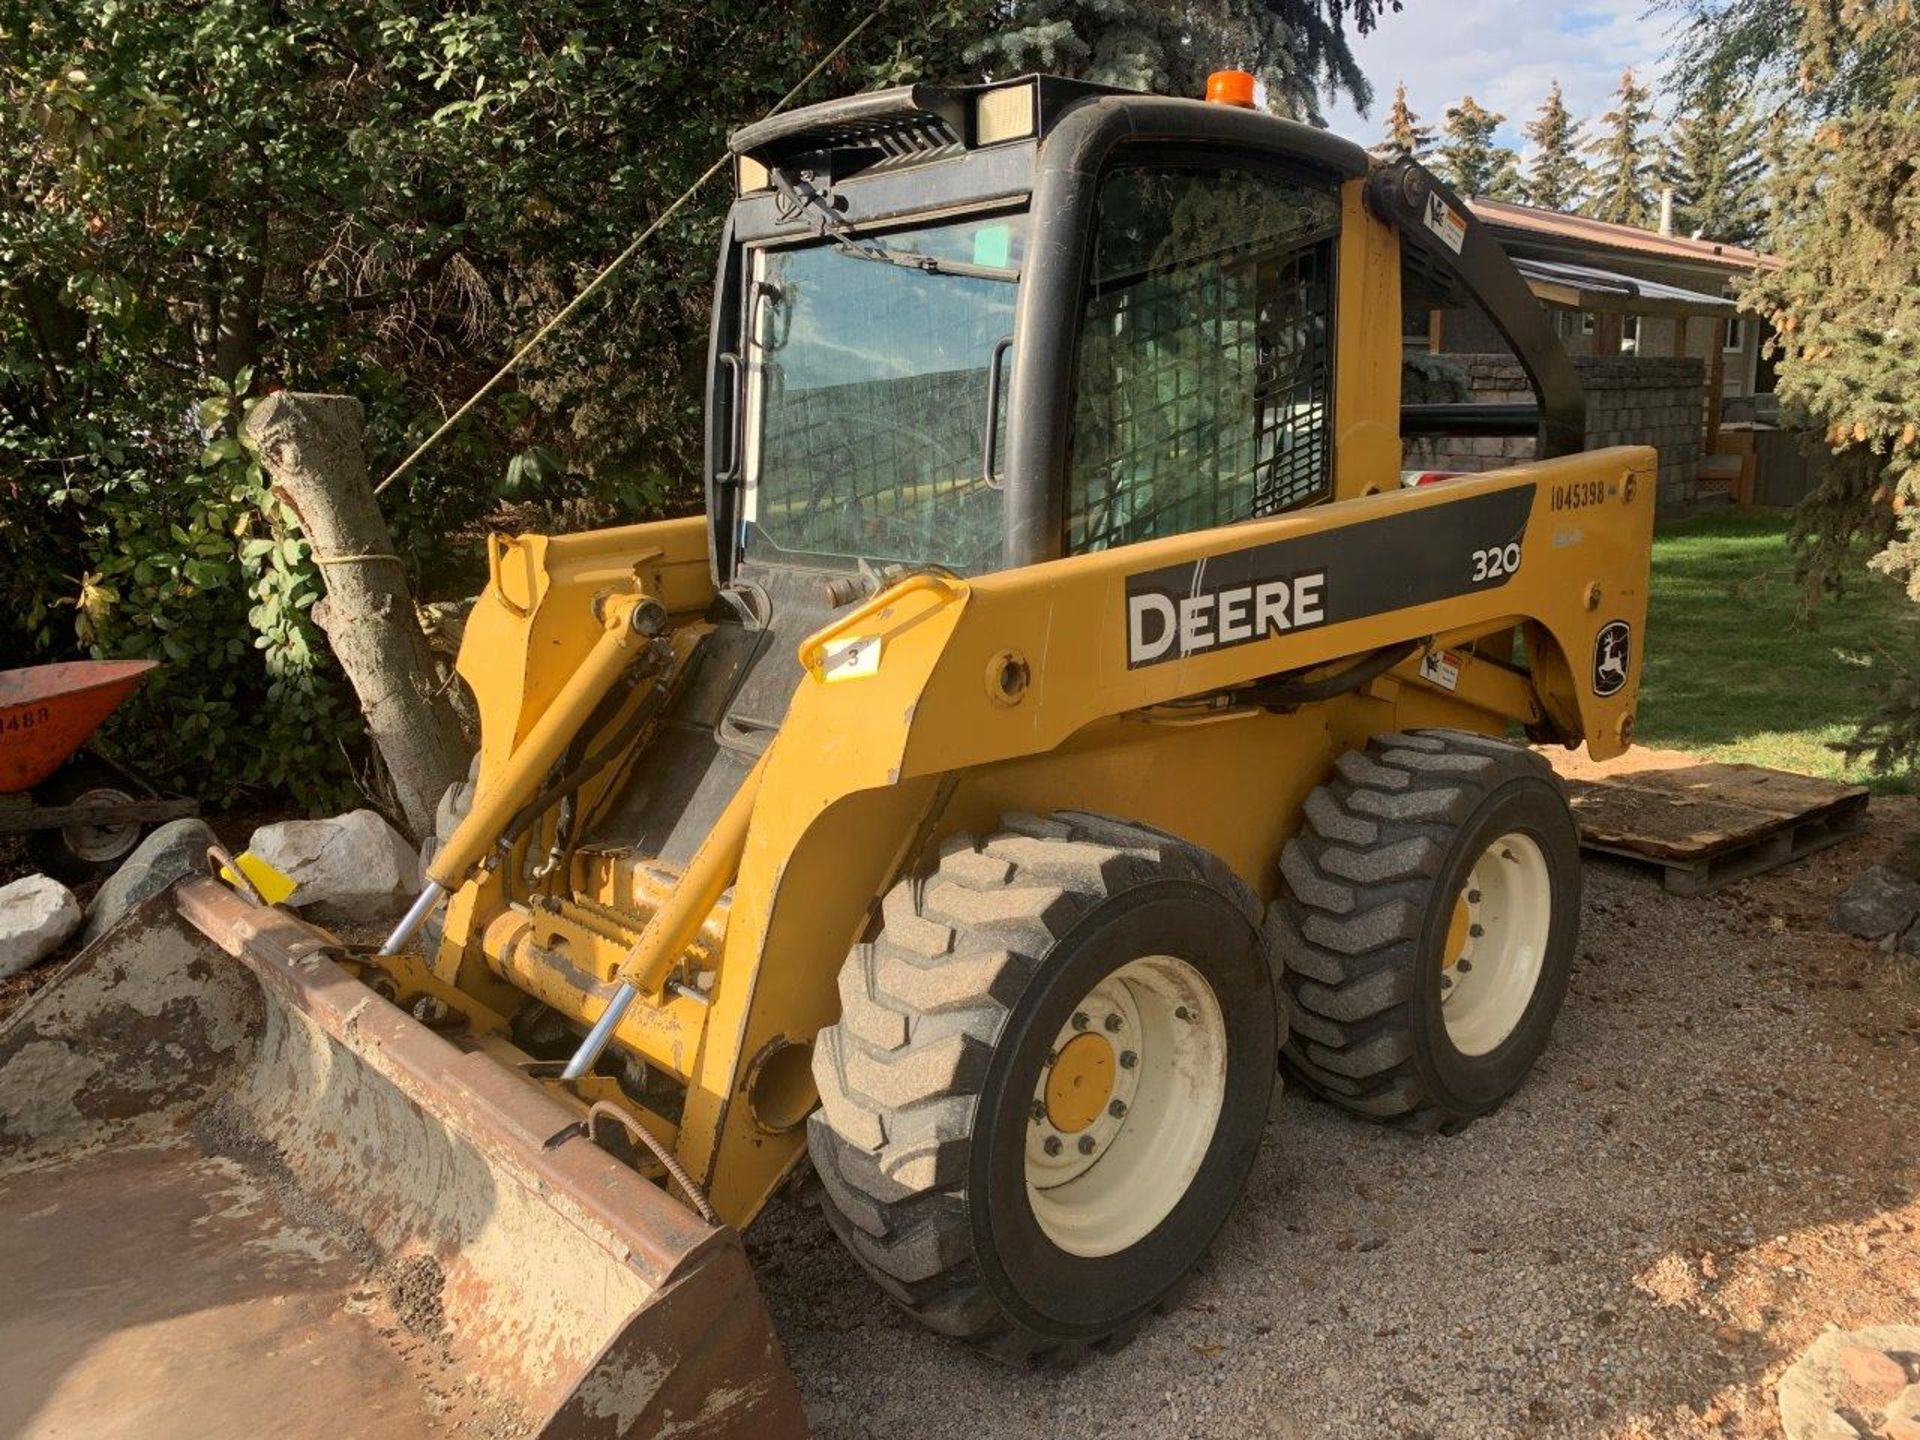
(5, 777), (1917, 1439)
(749, 790), (1920, 1440)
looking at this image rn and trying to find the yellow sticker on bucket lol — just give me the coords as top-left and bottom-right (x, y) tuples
(220, 850), (298, 906)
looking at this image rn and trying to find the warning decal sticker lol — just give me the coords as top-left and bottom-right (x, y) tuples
(1419, 649), (1464, 691)
(1424, 192), (1468, 254)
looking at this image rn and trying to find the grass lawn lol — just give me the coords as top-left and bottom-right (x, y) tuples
(1635, 510), (1920, 794)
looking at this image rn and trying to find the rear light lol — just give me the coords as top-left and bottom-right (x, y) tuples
(1401, 470), (1464, 487)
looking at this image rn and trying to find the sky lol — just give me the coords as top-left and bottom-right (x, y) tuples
(1321, 1), (1682, 158)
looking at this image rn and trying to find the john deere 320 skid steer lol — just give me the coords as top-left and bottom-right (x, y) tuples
(1, 70), (1652, 1438)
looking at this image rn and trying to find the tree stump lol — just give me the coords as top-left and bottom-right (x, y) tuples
(246, 393), (467, 841)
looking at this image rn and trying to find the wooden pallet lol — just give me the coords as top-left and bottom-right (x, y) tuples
(1558, 760), (1870, 896)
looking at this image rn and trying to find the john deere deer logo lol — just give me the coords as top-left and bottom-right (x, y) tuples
(1592, 620), (1632, 698)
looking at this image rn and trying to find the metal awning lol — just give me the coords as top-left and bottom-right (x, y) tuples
(1512, 256), (1739, 318)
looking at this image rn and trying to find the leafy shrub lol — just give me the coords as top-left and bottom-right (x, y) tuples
(4, 373), (362, 807)
(3, 0), (1386, 809)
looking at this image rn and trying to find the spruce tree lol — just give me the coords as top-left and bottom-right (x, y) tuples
(1486, 148), (1526, 202)
(1665, 66), (1768, 244)
(1371, 81), (1434, 161)
(1669, 0), (1920, 776)
(971, 0), (1398, 121)
(1434, 95), (1524, 199)
(1583, 67), (1657, 226)
(1523, 81), (1587, 211)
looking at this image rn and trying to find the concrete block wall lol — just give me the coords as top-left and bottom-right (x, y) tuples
(1405, 354), (1705, 508)
(1578, 356), (1705, 505)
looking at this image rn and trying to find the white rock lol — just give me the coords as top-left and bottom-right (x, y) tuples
(248, 809), (422, 922)
(1779, 1325), (1920, 1440)
(0, 874), (84, 977)
(82, 817), (219, 944)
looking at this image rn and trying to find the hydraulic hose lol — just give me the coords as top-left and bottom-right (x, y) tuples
(1243, 639), (1424, 708)
(495, 657), (675, 859)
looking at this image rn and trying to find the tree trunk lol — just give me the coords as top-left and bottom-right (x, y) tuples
(246, 392), (467, 841)
(213, 255), (266, 387)
(213, 212), (268, 386)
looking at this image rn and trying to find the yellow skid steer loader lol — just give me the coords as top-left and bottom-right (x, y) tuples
(1, 72), (1652, 1437)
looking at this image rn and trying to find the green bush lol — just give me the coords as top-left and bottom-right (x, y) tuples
(2, 0), (1386, 809)
(5, 373), (362, 807)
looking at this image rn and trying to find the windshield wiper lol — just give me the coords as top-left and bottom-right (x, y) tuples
(766, 166), (1020, 283)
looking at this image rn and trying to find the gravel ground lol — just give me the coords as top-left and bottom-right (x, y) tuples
(6, 777), (1917, 1438)
(750, 793), (1920, 1440)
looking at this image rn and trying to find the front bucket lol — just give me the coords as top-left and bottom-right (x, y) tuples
(0, 877), (807, 1439)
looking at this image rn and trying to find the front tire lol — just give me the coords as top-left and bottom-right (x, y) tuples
(808, 812), (1278, 1362)
(1275, 729), (1581, 1133)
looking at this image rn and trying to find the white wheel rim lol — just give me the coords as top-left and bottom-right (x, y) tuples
(1440, 830), (1552, 1056)
(1024, 955), (1227, 1258)
(59, 786), (141, 864)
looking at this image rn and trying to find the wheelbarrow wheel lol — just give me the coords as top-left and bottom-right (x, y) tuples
(26, 757), (146, 885)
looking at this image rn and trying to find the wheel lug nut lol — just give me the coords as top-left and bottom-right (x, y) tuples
(1469, 923), (1485, 938)
(1077, 1135), (1096, 1155)
(1104, 1013), (1123, 1033)
(1030, 1101), (1047, 1122)
(1441, 975), (1453, 990)
(1175, 1005), (1191, 1022)
(1457, 959), (1473, 973)
(1119, 1049), (1138, 1069)
(1044, 1136), (1062, 1156)
(1468, 889), (1482, 903)
(1071, 1011), (1089, 1031)
(1108, 1099), (1127, 1118)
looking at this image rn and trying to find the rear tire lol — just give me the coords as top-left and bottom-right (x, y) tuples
(26, 758), (146, 885)
(1274, 729), (1580, 1134)
(807, 812), (1279, 1362)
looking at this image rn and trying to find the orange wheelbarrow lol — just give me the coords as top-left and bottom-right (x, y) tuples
(0, 660), (198, 883)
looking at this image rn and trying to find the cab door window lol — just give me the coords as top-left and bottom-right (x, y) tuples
(1065, 166), (1339, 553)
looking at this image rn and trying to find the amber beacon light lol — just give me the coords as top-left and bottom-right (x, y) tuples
(1204, 69), (1257, 107)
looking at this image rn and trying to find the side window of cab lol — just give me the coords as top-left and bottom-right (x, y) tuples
(1064, 165), (1339, 554)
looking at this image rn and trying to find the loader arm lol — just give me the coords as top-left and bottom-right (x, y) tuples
(680, 444), (1652, 1219)
(901, 453), (1649, 773)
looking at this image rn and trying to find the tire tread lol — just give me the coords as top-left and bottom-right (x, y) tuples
(809, 812), (1268, 1361)
(1273, 728), (1572, 1132)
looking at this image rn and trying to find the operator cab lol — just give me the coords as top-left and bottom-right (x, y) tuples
(710, 74), (1369, 588)
(592, 73), (1579, 863)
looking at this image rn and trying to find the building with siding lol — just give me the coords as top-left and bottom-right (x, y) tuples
(1408, 196), (1783, 509)
(1458, 196), (1779, 404)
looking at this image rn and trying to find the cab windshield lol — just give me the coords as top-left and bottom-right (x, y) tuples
(743, 212), (1024, 573)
